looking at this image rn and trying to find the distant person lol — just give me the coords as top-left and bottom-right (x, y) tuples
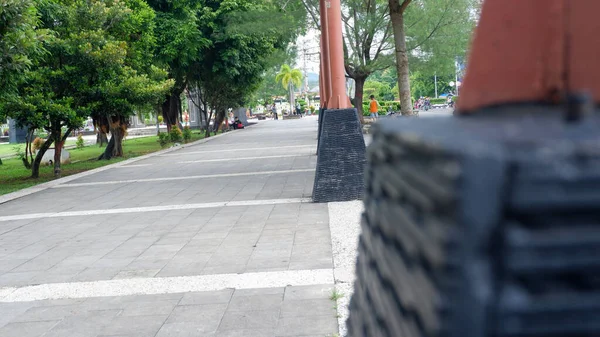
(271, 104), (278, 120)
(369, 95), (380, 119)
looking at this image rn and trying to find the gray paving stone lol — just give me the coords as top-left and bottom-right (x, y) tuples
(279, 299), (336, 318)
(227, 294), (283, 312)
(119, 299), (179, 316)
(274, 315), (338, 336)
(218, 309), (280, 330)
(284, 285), (334, 301)
(179, 289), (234, 305)
(11, 304), (82, 322)
(233, 287), (285, 297)
(113, 269), (160, 279)
(288, 258), (333, 270)
(216, 328), (276, 337)
(43, 309), (121, 337)
(155, 322), (216, 337)
(166, 304), (228, 324)
(0, 320), (59, 337)
(100, 314), (167, 336)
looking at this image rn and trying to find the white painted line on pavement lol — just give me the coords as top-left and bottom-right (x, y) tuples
(0, 269), (334, 302)
(0, 132), (230, 206)
(160, 144), (316, 156)
(178, 154), (311, 164)
(51, 169), (314, 188)
(0, 198), (312, 222)
(113, 164), (152, 168)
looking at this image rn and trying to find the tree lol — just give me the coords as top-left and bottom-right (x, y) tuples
(3, 0), (172, 178)
(388, 0), (475, 115)
(192, 0), (305, 135)
(0, 0), (45, 102)
(276, 64), (303, 111)
(146, 0), (208, 131)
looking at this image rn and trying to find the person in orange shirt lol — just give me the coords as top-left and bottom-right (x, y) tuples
(369, 95), (380, 119)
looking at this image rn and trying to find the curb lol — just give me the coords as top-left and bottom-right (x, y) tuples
(0, 131), (230, 205)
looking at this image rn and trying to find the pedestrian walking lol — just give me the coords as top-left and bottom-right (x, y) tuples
(369, 95), (380, 120)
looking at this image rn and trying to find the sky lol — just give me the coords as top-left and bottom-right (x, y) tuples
(295, 28), (321, 75)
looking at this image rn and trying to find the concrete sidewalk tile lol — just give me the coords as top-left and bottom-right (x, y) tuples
(288, 258), (333, 270)
(113, 269), (160, 279)
(284, 285), (334, 301)
(233, 287), (285, 297)
(119, 300), (179, 317)
(0, 271), (39, 287)
(101, 315), (167, 336)
(218, 309), (280, 330)
(0, 320), (59, 337)
(43, 309), (121, 336)
(11, 304), (80, 323)
(156, 322), (216, 337)
(216, 329), (276, 337)
(201, 264), (247, 275)
(279, 299), (336, 318)
(227, 294), (283, 312)
(274, 315), (338, 336)
(179, 289), (234, 306)
(125, 258), (170, 271)
(166, 304), (227, 324)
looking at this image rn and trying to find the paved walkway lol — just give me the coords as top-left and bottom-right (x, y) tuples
(0, 117), (354, 337)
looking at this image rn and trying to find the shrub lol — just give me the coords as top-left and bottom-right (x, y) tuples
(169, 126), (183, 143)
(32, 137), (45, 152)
(430, 98), (447, 105)
(76, 134), (85, 149)
(158, 115), (164, 124)
(158, 132), (170, 148)
(182, 126), (192, 143)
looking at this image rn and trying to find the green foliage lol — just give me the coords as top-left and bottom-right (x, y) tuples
(158, 132), (170, 148)
(76, 134), (84, 149)
(403, 0), (476, 76)
(276, 65), (303, 90)
(169, 126), (183, 143)
(364, 80), (395, 101)
(0, 0), (46, 106)
(182, 126), (192, 143)
(361, 101), (401, 116)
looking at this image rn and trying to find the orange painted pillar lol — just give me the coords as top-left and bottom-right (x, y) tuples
(319, 53), (325, 109)
(324, 0), (351, 109)
(319, 0), (331, 108)
(458, 0), (600, 113)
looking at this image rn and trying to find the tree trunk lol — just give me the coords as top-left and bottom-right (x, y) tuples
(98, 118), (126, 160)
(31, 135), (54, 179)
(389, 0), (414, 116)
(96, 132), (108, 147)
(162, 91), (182, 131)
(289, 83), (295, 115)
(354, 76), (367, 124)
(53, 129), (63, 178)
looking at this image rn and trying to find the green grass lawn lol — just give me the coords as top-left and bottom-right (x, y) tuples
(0, 131), (212, 196)
(0, 140), (77, 158)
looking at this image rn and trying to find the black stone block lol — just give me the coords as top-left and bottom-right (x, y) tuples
(347, 106), (600, 337)
(8, 119), (27, 144)
(313, 108), (366, 203)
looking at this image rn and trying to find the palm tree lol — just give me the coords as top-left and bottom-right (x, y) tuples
(275, 65), (303, 114)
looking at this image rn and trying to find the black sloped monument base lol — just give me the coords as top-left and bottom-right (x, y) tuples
(313, 108), (366, 203)
(347, 106), (600, 337)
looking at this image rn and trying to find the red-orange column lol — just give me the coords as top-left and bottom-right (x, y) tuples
(325, 0), (351, 109)
(319, 0), (331, 108)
